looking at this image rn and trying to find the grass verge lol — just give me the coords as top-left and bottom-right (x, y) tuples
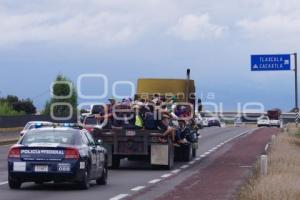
(0, 127), (23, 133)
(238, 131), (300, 199)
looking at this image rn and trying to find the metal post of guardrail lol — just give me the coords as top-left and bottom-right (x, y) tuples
(260, 155), (268, 176)
(271, 135), (276, 144)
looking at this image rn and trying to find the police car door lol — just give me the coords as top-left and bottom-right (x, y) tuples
(81, 132), (97, 178)
(84, 132), (101, 177)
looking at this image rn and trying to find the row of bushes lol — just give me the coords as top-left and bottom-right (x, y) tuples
(0, 95), (36, 116)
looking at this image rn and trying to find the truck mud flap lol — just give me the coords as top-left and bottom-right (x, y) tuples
(151, 144), (169, 165)
(150, 142), (174, 169)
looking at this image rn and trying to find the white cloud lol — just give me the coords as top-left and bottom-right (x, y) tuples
(237, 14), (300, 41)
(0, 11), (144, 47)
(0, 0), (181, 48)
(236, 0), (300, 45)
(168, 14), (228, 41)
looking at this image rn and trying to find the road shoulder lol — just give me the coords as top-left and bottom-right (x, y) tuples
(153, 128), (279, 200)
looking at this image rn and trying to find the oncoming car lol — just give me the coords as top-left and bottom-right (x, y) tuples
(257, 116), (270, 127)
(20, 121), (53, 137)
(8, 126), (108, 190)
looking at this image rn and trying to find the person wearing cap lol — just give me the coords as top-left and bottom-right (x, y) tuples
(157, 114), (176, 143)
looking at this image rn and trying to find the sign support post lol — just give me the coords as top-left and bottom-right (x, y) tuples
(293, 53), (298, 112)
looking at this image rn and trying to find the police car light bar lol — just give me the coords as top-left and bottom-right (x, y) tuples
(33, 123), (82, 129)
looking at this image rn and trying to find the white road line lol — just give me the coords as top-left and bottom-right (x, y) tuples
(180, 165), (189, 169)
(0, 181), (8, 185)
(200, 154), (206, 158)
(110, 194), (129, 200)
(204, 151), (210, 155)
(195, 157), (201, 161)
(148, 179), (161, 184)
(131, 186), (145, 191)
(161, 173), (173, 178)
(171, 169), (181, 174)
(189, 161), (195, 165)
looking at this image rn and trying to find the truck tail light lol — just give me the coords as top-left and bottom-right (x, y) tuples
(8, 147), (20, 158)
(65, 148), (79, 159)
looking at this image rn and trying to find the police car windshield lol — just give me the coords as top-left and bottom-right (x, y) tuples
(21, 130), (78, 145)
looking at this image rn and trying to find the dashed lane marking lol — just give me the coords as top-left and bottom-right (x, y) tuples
(0, 181), (8, 185)
(161, 173), (172, 178)
(148, 179), (161, 184)
(109, 194), (129, 200)
(171, 169), (181, 174)
(131, 186), (145, 191)
(180, 165), (189, 169)
(189, 161), (195, 165)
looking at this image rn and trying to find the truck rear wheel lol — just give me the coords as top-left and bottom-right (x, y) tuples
(192, 148), (197, 158)
(165, 142), (174, 170)
(182, 143), (193, 162)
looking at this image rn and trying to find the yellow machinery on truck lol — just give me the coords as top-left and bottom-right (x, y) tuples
(93, 69), (197, 169)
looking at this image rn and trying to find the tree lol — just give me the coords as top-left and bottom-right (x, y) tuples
(0, 95), (36, 115)
(43, 74), (77, 118)
(12, 98), (36, 114)
(6, 95), (19, 105)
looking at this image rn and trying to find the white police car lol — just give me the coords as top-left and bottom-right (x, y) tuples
(8, 124), (108, 190)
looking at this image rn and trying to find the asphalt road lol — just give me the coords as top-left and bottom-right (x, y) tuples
(0, 126), (253, 200)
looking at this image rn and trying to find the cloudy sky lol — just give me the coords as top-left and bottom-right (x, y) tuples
(0, 0), (299, 111)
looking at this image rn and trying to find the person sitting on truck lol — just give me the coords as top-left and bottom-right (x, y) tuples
(111, 104), (133, 129)
(157, 115), (176, 143)
(144, 105), (158, 130)
(175, 120), (189, 144)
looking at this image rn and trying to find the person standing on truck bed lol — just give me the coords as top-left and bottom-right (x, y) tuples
(133, 104), (144, 129)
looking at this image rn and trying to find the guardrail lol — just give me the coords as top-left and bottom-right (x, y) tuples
(202, 112), (297, 124)
(0, 115), (77, 128)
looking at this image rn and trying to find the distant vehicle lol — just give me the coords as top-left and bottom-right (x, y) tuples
(267, 109), (282, 128)
(8, 126), (108, 190)
(206, 115), (221, 127)
(234, 117), (243, 127)
(257, 116), (270, 127)
(195, 113), (208, 128)
(20, 121), (53, 137)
